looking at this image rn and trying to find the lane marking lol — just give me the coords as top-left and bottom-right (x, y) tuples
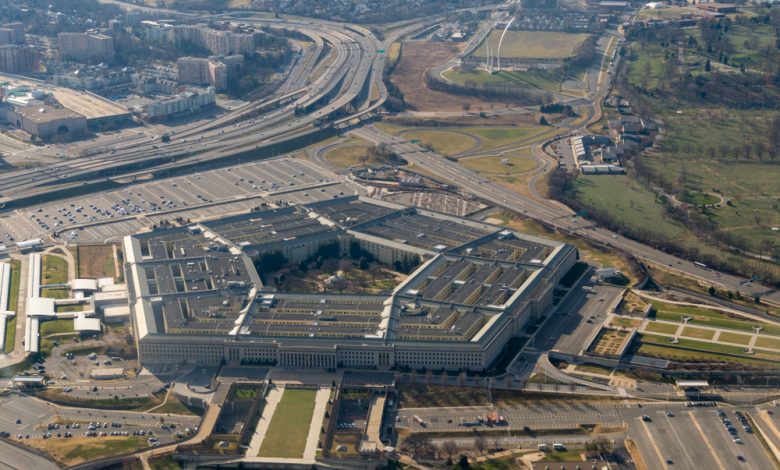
(664, 414), (697, 468)
(639, 417), (668, 470)
(689, 412), (726, 470)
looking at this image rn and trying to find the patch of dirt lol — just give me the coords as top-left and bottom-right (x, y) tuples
(391, 42), (522, 112)
(74, 244), (117, 279)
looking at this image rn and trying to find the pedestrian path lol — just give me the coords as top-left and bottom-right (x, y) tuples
(247, 385), (284, 457)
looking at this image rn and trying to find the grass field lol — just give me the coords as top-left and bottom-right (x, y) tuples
(24, 436), (149, 466)
(3, 259), (20, 353)
(474, 30), (591, 59)
(322, 140), (375, 168)
(40, 288), (70, 299)
(648, 297), (780, 337)
(756, 336), (780, 350)
(402, 129), (477, 155)
(643, 321), (679, 335)
(639, 333), (780, 363)
(258, 388), (317, 458)
(460, 151), (537, 175)
(445, 67), (582, 94)
(603, 23), (780, 282)
(466, 126), (547, 151)
(39, 319), (75, 336)
(3, 316), (15, 354)
(74, 245), (116, 279)
(41, 255), (68, 285)
(149, 393), (199, 416)
(681, 326), (715, 340)
(717, 331), (752, 345)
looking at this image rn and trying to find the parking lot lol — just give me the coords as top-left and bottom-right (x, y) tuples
(0, 393), (199, 442)
(630, 407), (775, 469)
(0, 156), (353, 244)
(398, 400), (627, 432)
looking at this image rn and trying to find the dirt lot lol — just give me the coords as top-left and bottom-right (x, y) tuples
(72, 244), (117, 279)
(391, 42), (522, 112)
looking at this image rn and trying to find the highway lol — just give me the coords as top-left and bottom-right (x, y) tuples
(2, 2), (775, 310)
(0, 13), (388, 204)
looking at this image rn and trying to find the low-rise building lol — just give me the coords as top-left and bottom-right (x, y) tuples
(137, 86), (216, 120)
(0, 102), (88, 141)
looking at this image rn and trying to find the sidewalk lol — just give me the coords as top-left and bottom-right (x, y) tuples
(247, 385), (284, 457)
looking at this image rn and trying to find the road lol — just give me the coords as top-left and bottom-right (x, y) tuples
(349, 25), (780, 308)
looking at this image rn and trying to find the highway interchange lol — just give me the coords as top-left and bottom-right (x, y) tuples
(0, 1), (779, 468)
(0, 0), (772, 308)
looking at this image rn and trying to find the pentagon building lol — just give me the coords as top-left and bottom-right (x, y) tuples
(123, 196), (577, 371)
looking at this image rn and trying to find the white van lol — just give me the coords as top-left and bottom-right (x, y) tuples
(552, 443), (566, 451)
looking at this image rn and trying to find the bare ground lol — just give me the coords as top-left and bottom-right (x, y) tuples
(391, 42), (523, 112)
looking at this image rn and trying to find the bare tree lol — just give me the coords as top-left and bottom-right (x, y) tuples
(474, 436), (487, 455)
(442, 440), (460, 458)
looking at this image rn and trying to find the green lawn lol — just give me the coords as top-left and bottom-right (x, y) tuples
(445, 67), (582, 94)
(3, 316), (15, 354)
(8, 259), (20, 311)
(644, 321), (680, 335)
(41, 255), (69, 285)
(3, 260), (20, 353)
(755, 336), (780, 351)
(464, 126), (545, 151)
(640, 333), (780, 362)
(648, 298), (780, 336)
(461, 151), (537, 175)
(474, 30), (591, 59)
(635, 341), (777, 367)
(681, 326), (715, 341)
(258, 388), (317, 458)
(28, 435), (150, 466)
(39, 319), (75, 336)
(717, 331), (752, 346)
(40, 288), (70, 299)
(605, 23), (780, 283)
(402, 129), (477, 156)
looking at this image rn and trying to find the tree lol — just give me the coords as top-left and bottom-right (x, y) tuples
(708, 286), (716, 296)
(539, 115), (549, 126)
(705, 57), (712, 72)
(402, 434), (434, 459)
(458, 454), (469, 469)
(462, 103), (472, 112)
(442, 440), (460, 458)
(474, 436), (487, 455)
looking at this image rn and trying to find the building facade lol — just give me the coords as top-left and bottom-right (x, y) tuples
(0, 45), (38, 73)
(125, 197), (578, 372)
(57, 32), (114, 63)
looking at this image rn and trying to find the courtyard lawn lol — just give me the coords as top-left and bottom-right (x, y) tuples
(41, 255), (69, 285)
(258, 388), (317, 458)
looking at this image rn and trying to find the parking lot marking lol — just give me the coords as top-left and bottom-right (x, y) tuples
(639, 417), (668, 470)
(689, 412), (726, 470)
